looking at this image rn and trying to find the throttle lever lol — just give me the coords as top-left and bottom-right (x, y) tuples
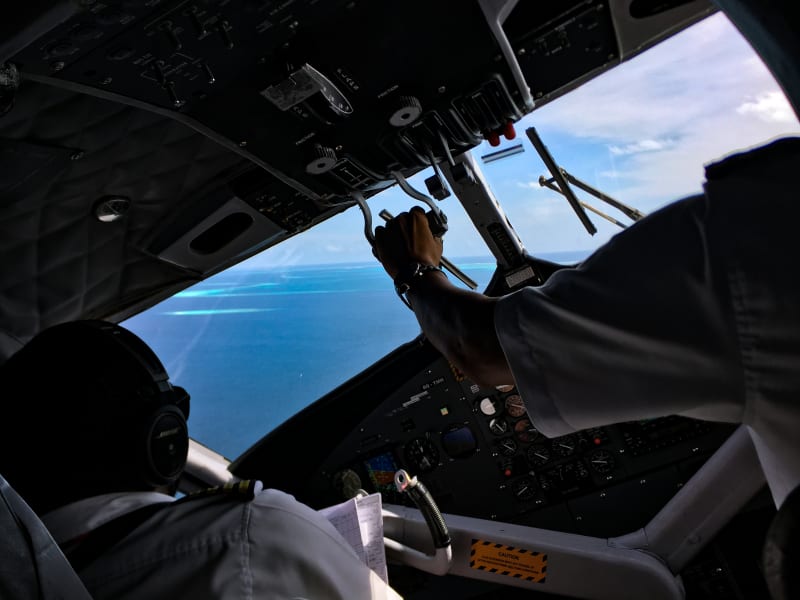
(425, 209), (448, 239)
(379, 210), (478, 290)
(350, 192), (478, 291)
(390, 170), (448, 237)
(351, 191), (376, 248)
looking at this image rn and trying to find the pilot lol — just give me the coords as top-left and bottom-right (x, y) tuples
(372, 136), (800, 516)
(0, 319), (401, 600)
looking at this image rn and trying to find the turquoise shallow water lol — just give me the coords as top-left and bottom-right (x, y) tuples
(124, 252), (589, 460)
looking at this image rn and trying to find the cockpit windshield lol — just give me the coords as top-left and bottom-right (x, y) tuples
(124, 11), (799, 462)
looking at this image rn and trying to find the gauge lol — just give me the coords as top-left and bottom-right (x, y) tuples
(538, 461), (589, 493)
(404, 436), (439, 473)
(552, 434), (577, 457)
(504, 394), (526, 418)
(513, 418), (539, 443)
(526, 443), (551, 467)
(478, 396), (502, 416)
(588, 449), (616, 474)
(488, 418), (508, 436)
(496, 437), (518, 457)
(511, 476), (539, 502)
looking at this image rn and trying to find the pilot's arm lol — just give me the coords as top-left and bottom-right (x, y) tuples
(373, 206), (513, 388)
(375, 140), (800, 511)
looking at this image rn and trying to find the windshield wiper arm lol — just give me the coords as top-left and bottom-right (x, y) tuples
(526, 126), (597, 235)
(556, 169), (646, 222)
(538, 177), (628, 229)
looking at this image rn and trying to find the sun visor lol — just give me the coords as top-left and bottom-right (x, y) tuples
(148, 191), (285, 275)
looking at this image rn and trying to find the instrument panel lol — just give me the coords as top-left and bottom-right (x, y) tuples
(299, 352), (737, 538)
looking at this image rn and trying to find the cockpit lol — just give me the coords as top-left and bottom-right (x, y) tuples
(1, 1), (799, 599)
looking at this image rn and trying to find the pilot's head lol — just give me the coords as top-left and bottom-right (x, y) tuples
(0, 320), (190, 515)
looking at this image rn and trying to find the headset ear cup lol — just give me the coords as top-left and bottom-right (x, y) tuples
(143, 405), (189, 487)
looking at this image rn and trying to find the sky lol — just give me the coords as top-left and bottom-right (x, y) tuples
(238, 12), (800, 269)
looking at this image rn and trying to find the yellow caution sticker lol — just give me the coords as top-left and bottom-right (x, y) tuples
(470, 539), (547, 583)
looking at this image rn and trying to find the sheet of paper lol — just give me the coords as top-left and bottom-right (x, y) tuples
(320, 497), (365, 561)
(355, 492), (388, 583)
(319, 493), (388, 583)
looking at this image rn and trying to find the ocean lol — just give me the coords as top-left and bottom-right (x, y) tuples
(124, 251), (590, 460)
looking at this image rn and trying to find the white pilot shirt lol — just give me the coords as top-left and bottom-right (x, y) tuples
(43, 484), (402, 600)
(495, 137), (800, 508)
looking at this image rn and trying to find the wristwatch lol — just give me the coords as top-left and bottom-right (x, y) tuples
(393, 262), (443, 308)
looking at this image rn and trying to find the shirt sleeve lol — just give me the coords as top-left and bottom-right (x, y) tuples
(248, 489), (402, 600)
(494, 193), (745, 438)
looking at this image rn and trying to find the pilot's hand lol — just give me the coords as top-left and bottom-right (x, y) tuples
(374, 206), (443, 279)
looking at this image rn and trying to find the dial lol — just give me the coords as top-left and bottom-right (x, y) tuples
(588, 449), (616, 474)
(404, 436), (439, 473)
(526, 443), (551, 467)
(496, 437), (518, 457)
(511, 476), (539, 502)
(388, 95), (422, 126)
(552, 434), (577, 457)
(538, 461), (590, 493)
(513, 418), (539, 443)
(504, 394), (526, 418)
(488, 418), (508, 436)
(478, 396), (502, 416)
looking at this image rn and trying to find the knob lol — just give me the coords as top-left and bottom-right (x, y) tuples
(389, 95), (422, 127)
(305, 145), (337, 174)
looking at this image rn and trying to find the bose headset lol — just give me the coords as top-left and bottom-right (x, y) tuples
(80, 320), (190, 487)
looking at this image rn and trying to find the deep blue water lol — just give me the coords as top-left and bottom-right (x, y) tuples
(124, 251), (589, 460)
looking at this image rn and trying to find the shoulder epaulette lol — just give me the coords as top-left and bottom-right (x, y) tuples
(176, 479), (263, 504)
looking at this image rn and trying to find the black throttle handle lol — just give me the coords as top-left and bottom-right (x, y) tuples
(426, 209), (448, 238)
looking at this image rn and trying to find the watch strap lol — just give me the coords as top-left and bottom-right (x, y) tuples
(393, 263), (443, 308)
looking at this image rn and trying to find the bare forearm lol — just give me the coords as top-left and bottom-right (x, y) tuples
(371, 206), (514, 386)
(407, 271), (514, 387)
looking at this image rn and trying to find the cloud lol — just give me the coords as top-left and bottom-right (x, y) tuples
(510, 12), (800, 214)
(527, 13), (794, 144)
(599, 169), (633, 179)
(608, 138), (677, 156)
(737, 91), (797, 123)
(515, 180), (551, 190)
